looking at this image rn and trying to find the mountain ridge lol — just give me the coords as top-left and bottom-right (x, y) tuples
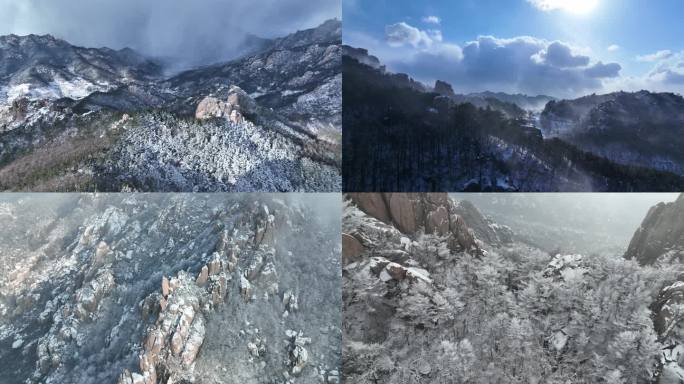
(0, 20), (342, 192)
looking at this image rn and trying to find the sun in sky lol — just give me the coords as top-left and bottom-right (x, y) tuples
(343, 0), (684, 98)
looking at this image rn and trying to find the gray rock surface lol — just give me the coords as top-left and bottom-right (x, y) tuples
(0, 194), (341, 384)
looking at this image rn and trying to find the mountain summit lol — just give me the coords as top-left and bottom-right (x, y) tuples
(0, 34), (161, 102)
(0, 20), (341, 192)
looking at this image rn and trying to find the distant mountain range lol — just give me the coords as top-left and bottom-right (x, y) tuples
(0, 34), (162, 102)
(0, 20), (342, 192)
(541, 90), (684, 175)
(341, 45), (553, 119)
(343, 45), (684, 191)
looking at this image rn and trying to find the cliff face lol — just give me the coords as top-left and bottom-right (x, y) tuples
(345, 193), (480, 257)
(625, 194), (684, 265)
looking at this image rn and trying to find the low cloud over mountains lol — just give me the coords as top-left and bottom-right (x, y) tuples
(0, 0), (339, 68)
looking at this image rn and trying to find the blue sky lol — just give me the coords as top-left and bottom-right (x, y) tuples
(344, 0), (684, 97)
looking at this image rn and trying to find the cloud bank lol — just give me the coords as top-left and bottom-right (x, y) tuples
(0, 0), (340, 68)
(637, 50), (674, 62)
(378, 22), (621, 98)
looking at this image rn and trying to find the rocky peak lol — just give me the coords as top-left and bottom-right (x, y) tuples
(195, 85), (258, 124)
(0, 33), (162, 103)
(624, 194), (684, 265)
(271, 18), (341, 50)
(0, 33), (67, 48)
(342, 45), (384, 71)
(434, 80), (455, 98)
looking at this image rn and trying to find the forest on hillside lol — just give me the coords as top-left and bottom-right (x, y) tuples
(342, 56), (684, 192)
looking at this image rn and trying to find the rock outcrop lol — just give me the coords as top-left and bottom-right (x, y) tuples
(341, 233), (365, 264)
(347, 193), (479, 254)
(625, 194), (684, 265)
(195, 85), (258, 124)
(651, 275), (684, 383)
(540, 91), (684, 176)
(433, 80), (455, 98)
(117, 263), (224, 384)
(1, 194), (341, 384)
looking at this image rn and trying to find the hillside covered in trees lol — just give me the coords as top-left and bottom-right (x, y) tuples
(342, 49), (684, 192)
(342, 193), (684, 383)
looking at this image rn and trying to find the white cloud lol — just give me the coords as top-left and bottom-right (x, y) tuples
(527, 0), (599, 14)
(646, 52), (684, 85)
(0, 0), (340, 67)
(589, 51), (684, 95)
(607, 44), (620, 52)
(383, 22), (463, 63)
(422, 15), (441, 25)
(385, 22), (435, 48)
(427, 29), (443, 42)
(637, 50), (674, 62)
(535, 41), (590, 67)
(379, 28), (621, 97)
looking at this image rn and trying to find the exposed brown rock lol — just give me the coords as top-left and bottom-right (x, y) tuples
(195, 85), (258, 124)
(195, 96), (229, 120)
(196, 265), (209, 287)
(387, 193), (418, 234)
(347, 193), (480, 254)
(225, 85), (257, 124)
(181, 315), (205, 367)
(347, 193), (391, 223)
(342, 233), (365, 264)
(426, 205), (449, 236)
(385, 262), (408, 281)
(208, 253), (222, 275)
(171, 306), (196, 356)
(161, 276), (169, 298)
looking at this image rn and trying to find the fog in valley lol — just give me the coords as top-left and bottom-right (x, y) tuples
(451, 193), (679, 256)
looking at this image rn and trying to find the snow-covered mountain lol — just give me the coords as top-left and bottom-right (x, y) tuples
(343, 192), (682, 383)
(343, 46), (684, 192)
(621, 194), (684, 383)
(540, 91), (684, 176)
(0, 194), (341, 384)
(0, 34), (162, 103)
(0, 20), (341, 192)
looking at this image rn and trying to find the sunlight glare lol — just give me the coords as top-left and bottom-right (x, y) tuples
(538, 0), (599, 14)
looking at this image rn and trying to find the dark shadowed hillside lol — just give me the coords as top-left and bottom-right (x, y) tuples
(342, 47), (684, 192)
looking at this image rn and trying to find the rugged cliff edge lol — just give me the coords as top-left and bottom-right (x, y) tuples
(625, 194), (684, 266)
